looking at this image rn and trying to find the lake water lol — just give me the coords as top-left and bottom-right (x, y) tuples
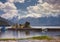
(0, 29), (60, 39)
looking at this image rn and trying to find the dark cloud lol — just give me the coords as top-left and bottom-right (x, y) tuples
(43, 0), (60, 10)
(43, 0), (60, 5)
(0, 0), (6, 3)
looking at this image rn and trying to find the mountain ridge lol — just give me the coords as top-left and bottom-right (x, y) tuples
(10, 16), (60, 26)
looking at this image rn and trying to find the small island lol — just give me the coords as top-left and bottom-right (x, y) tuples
(12, 21), (31, 29)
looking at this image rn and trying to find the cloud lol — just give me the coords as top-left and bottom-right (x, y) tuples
(26, 14), (42, 18)
(22, 13), (42, 18)
(43, 0), (60, 10)
(0, 0), (25, 20)
(17, 9), (42, 19)
(38, 0), (43, 3)
(15, 0), (25, 3)
(0, 2), (5, 10)
(7, 0), (14, 3)
(7, 0), (25, 3)
(0, 0), (60, 20)
(0, 1), (25, 20)
(0, 2), (18, 19)
(27, 0), (60, 17)
(44, 0), (60, 4)
(17, 0), (60, 19)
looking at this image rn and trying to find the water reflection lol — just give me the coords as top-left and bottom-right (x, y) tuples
(0, 30), (60, 38)
(25, 31), (30, 35)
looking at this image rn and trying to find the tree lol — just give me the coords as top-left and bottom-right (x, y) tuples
(24, 21), (31, 28)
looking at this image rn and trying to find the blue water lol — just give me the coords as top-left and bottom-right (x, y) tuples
(0, 30), (60, 38)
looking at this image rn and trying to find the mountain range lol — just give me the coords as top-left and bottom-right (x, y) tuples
(10, 16), (60, 26)
(0, 17), (13, 26)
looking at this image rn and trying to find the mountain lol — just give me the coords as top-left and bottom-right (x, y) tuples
(10, 16), (60, 26)
(0, 17), (12, 26)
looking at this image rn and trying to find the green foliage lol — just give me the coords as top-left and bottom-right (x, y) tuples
(27, 36), (53, 40)
(24, 21), (31, 28)
(0, 36), (53, 41)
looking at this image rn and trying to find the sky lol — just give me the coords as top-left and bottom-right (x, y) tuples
(0, 0), (60, 20)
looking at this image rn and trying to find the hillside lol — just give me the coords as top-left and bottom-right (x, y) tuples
(0, 17), (12, 26)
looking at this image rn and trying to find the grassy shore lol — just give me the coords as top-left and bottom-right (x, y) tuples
(0, 36), (53, 40)
(26, 36), (53, 40)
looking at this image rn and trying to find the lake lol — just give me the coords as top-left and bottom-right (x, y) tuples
(0, 29), (60, 39)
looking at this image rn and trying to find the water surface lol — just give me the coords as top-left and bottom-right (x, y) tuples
(0, 30), (60, 38)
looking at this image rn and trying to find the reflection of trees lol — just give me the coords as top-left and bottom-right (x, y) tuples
(25, 30), (30, 35)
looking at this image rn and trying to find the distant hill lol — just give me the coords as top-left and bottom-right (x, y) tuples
(18, 16), (60, 26)
(10, 16), (60, 26)
(0, 17), (12, 26)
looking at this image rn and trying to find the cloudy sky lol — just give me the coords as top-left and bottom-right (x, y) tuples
(0, 0), (60, 20)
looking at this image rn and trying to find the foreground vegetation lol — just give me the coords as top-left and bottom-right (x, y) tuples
(26, 36), (53, 40)
(0, 36), (53, 41)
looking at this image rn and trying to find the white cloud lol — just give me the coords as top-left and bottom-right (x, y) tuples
(43, 0), (60, 10)
(7, 0), (25, 3)
(0, 2), (18, 19)
(17, 10), (42, 19)
(27, 2), (60, 17)
(7, 0), (14, 3)
(25, 13), (42, 18)
(17, 0), (25, 3)
(38, 0), (43, 3)
(16, 1), (60, 19)
(0, 2), (5, 10)
(1, 13), (17, 19)
(17, 13), (42, 20)
(0, 1), (26, 20)
(0, 2), (17, 11)
(0, 0), (60, 20)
